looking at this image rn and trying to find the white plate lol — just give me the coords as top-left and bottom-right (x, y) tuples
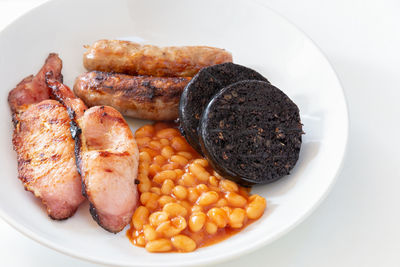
(0, 0), (348, 266)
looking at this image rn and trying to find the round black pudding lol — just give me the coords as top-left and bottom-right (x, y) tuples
(179, 63), (269, 154)
(199, 80), (303, 186)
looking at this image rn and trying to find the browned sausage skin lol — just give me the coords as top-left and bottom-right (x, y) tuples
(74, 71), (191, 121)
(83, 40), (232, 77)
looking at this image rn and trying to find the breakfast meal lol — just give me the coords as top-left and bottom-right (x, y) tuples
(8, 38), (303, 252)
(73, 71), (191, 120)
(8, 54), (85, 220)
(83, 40), (233, 77)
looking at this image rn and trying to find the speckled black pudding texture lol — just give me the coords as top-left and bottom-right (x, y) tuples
(199, 80), (303, 186)
(179, 63), (269, 154)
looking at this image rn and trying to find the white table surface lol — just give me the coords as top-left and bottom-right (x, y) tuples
(1, 0), (399, 266)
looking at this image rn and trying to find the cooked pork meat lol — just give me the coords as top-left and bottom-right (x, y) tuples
(8, 53), (63, 117)
(8, 54), (85, 220)
(47, 76), (139, 233)
(74, 71), (190, 120)
(83, 39), (233, 77)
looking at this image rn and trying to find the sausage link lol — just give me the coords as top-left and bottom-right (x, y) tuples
(73, 71), (191, 121)
(83, 40), (232, 77)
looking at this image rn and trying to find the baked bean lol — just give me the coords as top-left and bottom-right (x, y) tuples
(192, 159), (209, 167)
(135, 125), (155, 138)
(196, 184), (208, 193)
(246, 195), (266, 219)
(219, 179), (239, 192)
(208, 176), (219, 186)
(139, 162), (150, 176)
(197, 191), (219, 206)
(156, 216), (187, 237)
(189, 163), (210, 182)
(139, 151), (151, 163)
(174, 169), (184, 178)
(213, 170), (224, 180)
(171, 136), (191, 151)
(161, 162), (179, 171)
(205, 222), (218, 234)
(178, 201), (191, 213)
(225, 192), (247, 207)
(138, 174), (151, 193)
(171, 155), (189, 166)
(215, 198), (228, 207)
(149, 211), (169, 227)
(136, 234), (146, 246)
(141, 147), (158, 158)
(163, 203), (187, 217)
(172, 185), (187, 200)
(153, 155), (167, 165)
(171, 216), (187, 232)
(221, 206), (232, 216)
(132, 206), (149, 230)
(153, 170), (177, 184)
(189, 212), (206, 232)
(191, 205), (203, 213)
(145, 239), (172, 252)
(149, 140), (163, 150)
(239, 187), (250, 197)
(150, 187), (161, 195)
(228, 208), (246, 228)
(207, 208), (228, 228)
(135, 137), (152, 148)
(187, 187), (199, 203)
(146, 199), (159, 211)
(177, 151), (193, 159)
(158, 195), (175, 207)
(140, 192), (159, 210)
(161, 146), (174, 159)
(171, 235), (196, 252)
(179, 173), (196, 187)
(143, 224), (157, 241)
(209, 185), (220, 192)
(161, 162), (180, 170)
(140, 192), (155, 205)
(156, 128), (181, 139)
(161, 179), (174, 195)
(155, 221), (173, 237)
(159, 138), (170, 146)
(149, 164), (162, 177)
(249, 195), (262, 203)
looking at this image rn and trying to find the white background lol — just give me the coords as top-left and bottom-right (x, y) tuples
(0, 0), (399, 266)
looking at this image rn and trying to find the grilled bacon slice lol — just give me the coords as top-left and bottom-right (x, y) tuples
(74, 71), (190, 121)
(47, 77), (139, 233)
(8, 53), (63, 117)
(9, 54), (85, 220)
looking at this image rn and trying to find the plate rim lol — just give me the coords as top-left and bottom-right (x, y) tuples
(0, 0), (349, 266)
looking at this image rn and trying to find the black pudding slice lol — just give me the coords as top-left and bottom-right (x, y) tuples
(199, 80), (303, 186)
(179, 63), (269, 154)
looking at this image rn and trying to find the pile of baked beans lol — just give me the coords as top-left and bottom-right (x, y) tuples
(127, 122), (266, 253)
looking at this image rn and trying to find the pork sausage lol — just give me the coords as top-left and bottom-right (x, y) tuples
(74, 71), (191, 121)
(83, 40), (232, 77)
